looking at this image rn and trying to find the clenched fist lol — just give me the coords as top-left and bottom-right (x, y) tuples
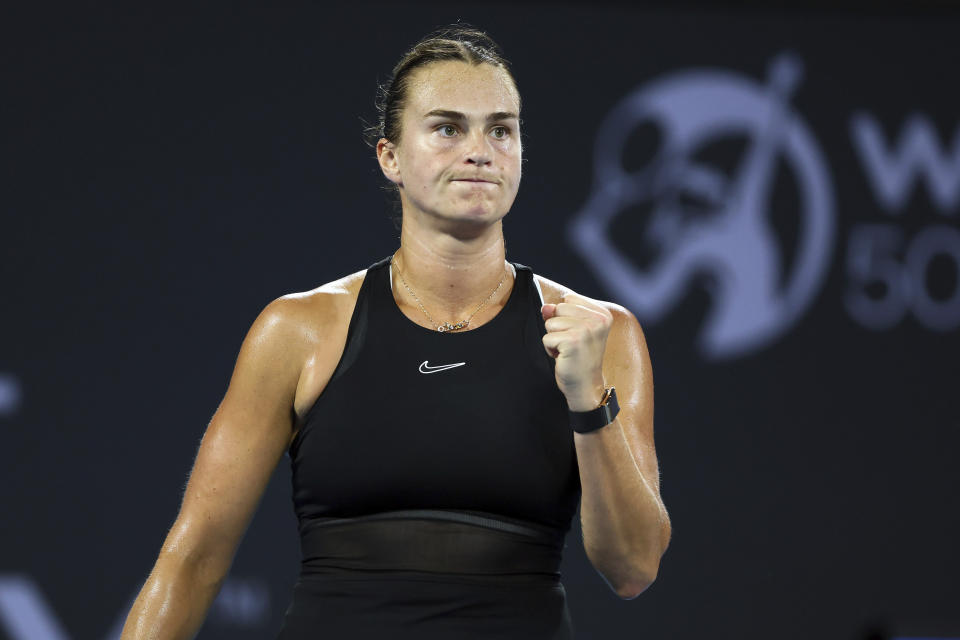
(541, 292), (614, 412)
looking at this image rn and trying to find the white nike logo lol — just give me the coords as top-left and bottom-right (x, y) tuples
(419, 360), (466, 374)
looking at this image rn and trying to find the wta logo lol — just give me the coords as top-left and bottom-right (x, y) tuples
(569, 53), (835, 360)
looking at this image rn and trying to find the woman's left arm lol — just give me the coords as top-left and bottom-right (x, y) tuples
(542, 293), (671, 599)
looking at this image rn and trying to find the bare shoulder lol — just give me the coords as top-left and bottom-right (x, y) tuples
(264, 267), (370, 422)
(272, 268), (367, 331)
(234, 268), (367, 390)
(280, 268), (367, 310)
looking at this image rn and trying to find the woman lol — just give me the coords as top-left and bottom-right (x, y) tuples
(120, 26), (670, 639)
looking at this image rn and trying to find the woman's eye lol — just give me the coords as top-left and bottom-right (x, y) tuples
(438, 125), (458, 137)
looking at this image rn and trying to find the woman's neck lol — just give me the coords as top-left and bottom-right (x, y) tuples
(393, 219), (512, 320)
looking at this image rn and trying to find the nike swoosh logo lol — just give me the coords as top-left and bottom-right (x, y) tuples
(419, 360), (466, 374)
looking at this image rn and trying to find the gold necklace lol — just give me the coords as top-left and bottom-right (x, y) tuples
(391, 256), (508, 332)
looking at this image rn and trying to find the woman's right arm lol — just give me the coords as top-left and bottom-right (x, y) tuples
(120, 296), (310, 640)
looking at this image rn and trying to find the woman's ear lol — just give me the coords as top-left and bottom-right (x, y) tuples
(376, 138), (402, 185)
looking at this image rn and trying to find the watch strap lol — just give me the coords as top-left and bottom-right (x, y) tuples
(569, 387), (620, 433)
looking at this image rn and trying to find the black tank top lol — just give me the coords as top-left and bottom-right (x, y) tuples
(286, 255), (581, 582)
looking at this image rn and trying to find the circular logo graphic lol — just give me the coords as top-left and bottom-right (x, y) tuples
(569, 53), (836, 359)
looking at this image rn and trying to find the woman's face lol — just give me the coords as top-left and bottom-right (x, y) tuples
(378, 60), (522, 229)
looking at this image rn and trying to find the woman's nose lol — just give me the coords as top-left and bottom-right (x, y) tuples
(464, 131), (492, 166)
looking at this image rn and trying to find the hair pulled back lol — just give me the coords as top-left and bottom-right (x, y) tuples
(366, 25), (519, 147)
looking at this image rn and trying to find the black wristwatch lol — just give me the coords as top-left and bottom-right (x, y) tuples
(569, 387), (620, 433)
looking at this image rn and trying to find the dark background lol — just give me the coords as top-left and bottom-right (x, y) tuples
(2, 2), (958, 639)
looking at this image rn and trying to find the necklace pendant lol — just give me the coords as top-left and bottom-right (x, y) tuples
(438, 320), (467, 332)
